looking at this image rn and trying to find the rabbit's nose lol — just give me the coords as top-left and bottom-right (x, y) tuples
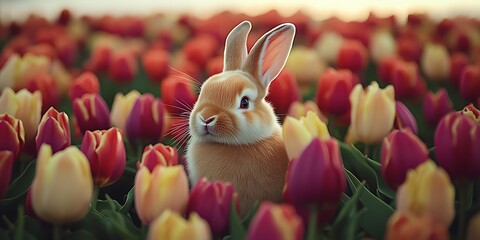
(200, 116), (217, 125)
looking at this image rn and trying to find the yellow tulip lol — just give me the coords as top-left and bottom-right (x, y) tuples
(370, 30), (396, 63)
(396, 161), (455, 228)
(148, 210), (211, 240)
(135, 165), (189, 224)
(421, 43), (450, 81)
(0, 88), (42, 142)
(110, 90), (141, 135)
(31, 145), (93, 225)
(349, 82), (395, 144)
(282, 111), (330, 160)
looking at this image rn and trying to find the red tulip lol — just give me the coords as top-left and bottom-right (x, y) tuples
(81, 128), (126, 187)
(390, 60), (425, 100)
(25, 73), (58, 113)
(54, 35), (77, 67)
(69, 71), (100, 101)
(35, 107), (70, 153)
(0, 114), (25, 160)
(435, 111), (480, 182)
(378, 57), (401, 83)
(206, 56), (223, 76)
(72, 94), (111, 133)
(161, 76), (197, 116)
(394, 101), (418, 134)
(423, 89), (453, 126)
(460, 65), (480, 102)
(315, 68), (358, 116)
(137, 143), (178, 171)
(397, 37), (422, 62)
(142, 48), (170, 83)
(336, 40), (368, 73)
(126, 94), (165, 141)
(182, 35), (219, 68)
(382, 129), (428, 189)
(450, 52), (469, 87)
(187, 178), (239, 236)
(266, 70), (301, 116)
(109, 51), (137, 82)
(85, 44), (112, 72)
(0, 151), (14, 199)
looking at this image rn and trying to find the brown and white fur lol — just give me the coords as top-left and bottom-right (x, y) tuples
(186, 21), (295, 215)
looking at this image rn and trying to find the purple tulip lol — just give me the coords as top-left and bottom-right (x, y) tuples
(394, 101), (418, 134)
(125, 94), (165, 141)
(73, 94), (110, 133)
(35, 107), (71, 153)
(423, 89), (452, 126)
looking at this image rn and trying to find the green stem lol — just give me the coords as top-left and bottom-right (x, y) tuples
(91, 186), (100, 209)
(458, 184), (467, 240)
(141, 224), (148, 240)
(363, 145), (370, 158)
(306, 206), (318, 240)
(53, 225), (62, 240)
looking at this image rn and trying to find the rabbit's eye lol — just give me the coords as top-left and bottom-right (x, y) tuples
(240, 96), (249, 109)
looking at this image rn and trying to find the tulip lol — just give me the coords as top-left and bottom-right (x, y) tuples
(397, 37), (421, 62)
(423, 89), (453, 126)
(350, 82), (395, 144)
(50, 60), (72, 97)
(467, 212), (480, 240)
(385, 212), (449, 240)
(286, 100), (327, 123)
(54, 34), (77, 67)
(110, 90), (141, 135)
(370, 30), (396, 63)
(135, 165), (189, 224)
(0, 53), (21, 90)
(450, 52), (469, 86)
(148, 210), (211, 240)
(72, 93), (110, 133)
(284, 138), (345, 217)
(126, 94), (165, 142)
(460, 65), (480, 102)
(337, 40), (368, 73)
(142, 48), (170, 83)
(187, 178), (238, 236)
(69, 71), (100, 101)
(0, 114), (24, 159)
(434, 112), (480, 182)
(285, 46), (325, 88)
(247, 202), (304, 240)
(377, 56), (400, 83)
(161, 76), (198, 116)
(396, 161), (455, 228)
(182, 34), (219, 68)
(25, 73), (58, 113)
(421, 43), (450, 81)
(390, 60), (426, 99)
(315, 68), (358, 117)
(108, 50), (137, 82)
(31, 145), (93, 225)
(0, 88), (42, 144)
(85, 44), (112, 72)
(462, 103), (480, 122)
(381, 129), (428, 190)
(81, 128), (126, 187)
(314, 31), (344, 65)
(206, 56), (223, 76)
(0, 150), (14, 199)
(138, 143), (178, 171)
(35, 107), (70, 153)
(282, 111), (330, 160)
(265, 70), (302, 116)
(393, 101), (418, 134)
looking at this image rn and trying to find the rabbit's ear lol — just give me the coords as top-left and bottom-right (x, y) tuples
(242, 23), (295, 88)
(223, 21), (252, 71)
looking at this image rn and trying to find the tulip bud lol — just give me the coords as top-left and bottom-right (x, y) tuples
(126, 94), (165, 141)
(462, 104), (480, 122)
(450, 52), (469, 87)
(0, 54), (21, 90)
(0, 114), (25, 160)
(337, 40), (368, 73)
(370, 30), (396, 63)
(148, 210), (211, 240)
(0, 150), (14, 199)
(350, 82), (395, 144)
(315, 68), (359, 117)
(385, 212), (449, 240)
(0, 88), (42, 145)
(187, 178), (238, 236)
(182, 35), (219, 68)
(266, 70), (302, 116)
(285, 46), (325, 88)
(381, 129), (428, 189)
(397, 37), (421, 62)
(434, 112), (480, 182)
(161, 76), (197, 116)
(135, 165), (189, 224)
(396, 161), (455, 228)
(247, 202), (304, 240)
(423, 89), (453, 126)
(25, 73), (58, 113)
(31, 145), (93, 225)
(35, 107), (70, 153)
(110, 90), (141, 135)
(421, 43), (450, 81)
(142, 48), (170, 83)
(284, 138), (345, 219)
(108, 50), (137, 82)
(287, 100), (327, 123)
(377, 56), (400, 83)
(138, 143), (178, 172)
(390, 60), (426, 99)
(69, 71), (100, 101)
(81, 128), (126, 187)
(282, 111), (330, 160)
(460, 65), (480, 102)
(72, 93), (110, 133)
(314, 32), (344, 64)
(394, 101), (418, 134)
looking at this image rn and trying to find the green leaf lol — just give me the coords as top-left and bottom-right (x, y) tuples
(364, 158), (396, 199)
(65, 230), (97, 240)
(229, 201), (246, 240)
(95, 197), (122, 214)
(13, 206), (25, 240)
(242, 201), (259, 229)
(0, 161), (36, 210)
(119, 187), (135, 215)
(346, 169), (394, 239)
(339, 142), (377, 190)
(330, 182), (364, 240)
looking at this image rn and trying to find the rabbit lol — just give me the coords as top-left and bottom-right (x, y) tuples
(186, 20), (295, 215)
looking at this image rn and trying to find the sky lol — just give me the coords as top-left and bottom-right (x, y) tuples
(1, 0), (479, 23)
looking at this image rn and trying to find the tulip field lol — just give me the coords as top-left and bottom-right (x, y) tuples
(1, 8), (480, 240)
